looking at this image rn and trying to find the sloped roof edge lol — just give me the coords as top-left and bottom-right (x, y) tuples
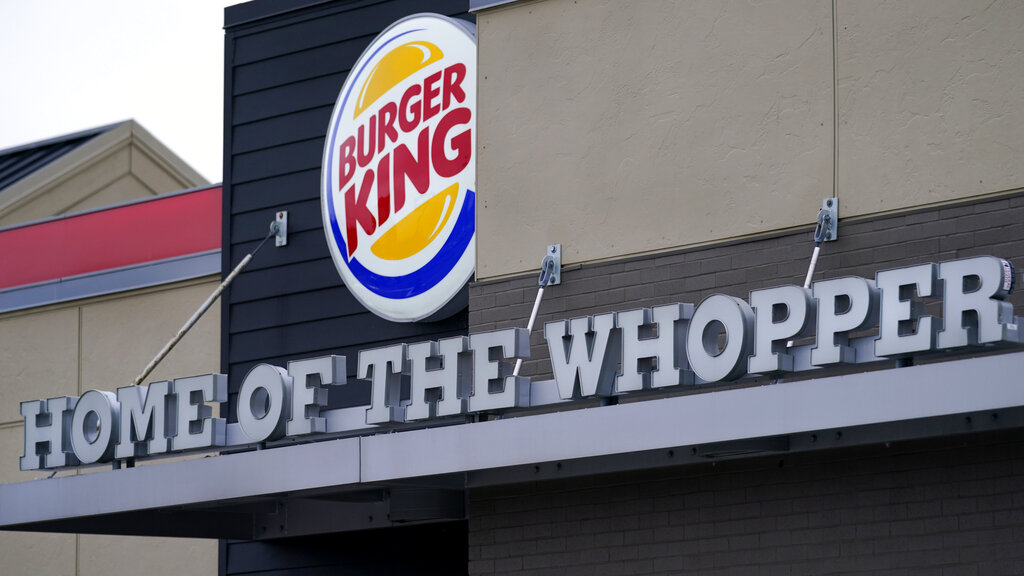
(0, 120), (209, 219)
(0, 121), (122, 158)
(0, 122), (122, 194)
(127, 120), (209, 188)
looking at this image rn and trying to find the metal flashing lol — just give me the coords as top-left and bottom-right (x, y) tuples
(469, 0), (521, 12)
(0, 250), (221, 314)
(0, 438), (360, 531)
(0, 122), (123, 158)
(2, 352), (1023, 537)
(360, 351), (1024, 481)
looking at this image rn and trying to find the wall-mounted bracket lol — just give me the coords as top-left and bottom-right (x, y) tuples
(539, 244), (561, 287)
(274, 211), (288, 247)
(815, 198), (838, 243)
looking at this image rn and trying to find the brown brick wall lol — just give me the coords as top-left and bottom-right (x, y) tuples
(467, 191), (1024, 575)
(470, 190), (1024, 382)
(468, 429), (1024, 575)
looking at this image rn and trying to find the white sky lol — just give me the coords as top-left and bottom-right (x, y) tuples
(0, 0), (240, 183)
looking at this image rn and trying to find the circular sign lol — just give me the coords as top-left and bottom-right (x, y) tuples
(321, 14), (477, 322)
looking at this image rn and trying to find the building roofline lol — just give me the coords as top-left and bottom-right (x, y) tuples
(0, 182), (221, 234)
(0, 185), (222, 307)
(0, 121), (124, 158)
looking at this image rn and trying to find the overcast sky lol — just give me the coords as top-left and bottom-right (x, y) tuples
(0, 1), (238, 183)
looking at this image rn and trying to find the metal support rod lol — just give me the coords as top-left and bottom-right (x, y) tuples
(130, 226), (276, 388)
(803, 244), (821, 290)
(512, 286), (545, 377)
(511, 251), (559, 378)
(787, 205), (831, 349)
(786, 245), (822, 350)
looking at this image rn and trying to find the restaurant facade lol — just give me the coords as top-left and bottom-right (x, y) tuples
(3, 0), (1024, 574)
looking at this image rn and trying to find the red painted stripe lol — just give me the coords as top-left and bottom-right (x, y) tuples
(0, 186), (221, 290)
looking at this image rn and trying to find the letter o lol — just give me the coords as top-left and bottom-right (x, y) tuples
(237, 364), (291, 442)
(686, 294), (755, 382)
(70, 390), (120, 464)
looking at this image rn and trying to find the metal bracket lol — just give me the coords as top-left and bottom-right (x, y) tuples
(539, 244), (561, 287)
(816, 198), (838, 243)
(274, 211), (288, 247)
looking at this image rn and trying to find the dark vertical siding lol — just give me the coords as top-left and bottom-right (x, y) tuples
(222, 1), (471, 573)
(222, 0), (473, 415)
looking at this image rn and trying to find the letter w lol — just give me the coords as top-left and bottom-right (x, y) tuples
(544, 314), (619, 399)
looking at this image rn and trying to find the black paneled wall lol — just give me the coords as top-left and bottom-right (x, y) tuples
(222, 0), (473, 418)
(222, 1), (472, 574)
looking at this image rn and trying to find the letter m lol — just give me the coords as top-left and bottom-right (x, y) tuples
(116, 381), (172, 459)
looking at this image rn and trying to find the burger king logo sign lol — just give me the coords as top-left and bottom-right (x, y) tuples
(322, 14), (476, 322)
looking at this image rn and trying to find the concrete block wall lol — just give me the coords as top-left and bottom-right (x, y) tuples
(470, 190), (1024, 382)
(468, 429), (1024, 575)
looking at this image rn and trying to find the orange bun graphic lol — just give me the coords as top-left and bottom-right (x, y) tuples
(371, 182), (459, 261)
(353, 41), (443, 119)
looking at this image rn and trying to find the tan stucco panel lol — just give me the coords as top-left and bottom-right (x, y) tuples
(0, 424), (52, 484)
(61, 174), (156, 215)
(836, 0), (1024, 214)
(0, 145), (131, 227)
(80, 281), (221, 392)
(0, 308), (79, 425)
(131, 145), (193, 195)
(0, 532), (76, 576)
(78, 535), (217, 576)
(476, 0), (833, 278)
(0, 422), (61, 572)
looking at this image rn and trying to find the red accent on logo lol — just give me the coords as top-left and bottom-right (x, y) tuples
(338, 62), (473, 258)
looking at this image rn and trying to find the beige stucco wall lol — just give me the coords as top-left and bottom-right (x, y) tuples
(475, 0), (1024, 279)
(0, 278), (220, 576)
(836, 0), (1024, 215)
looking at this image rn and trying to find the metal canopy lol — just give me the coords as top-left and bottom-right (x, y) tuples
(3, 352), (1024, 539)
